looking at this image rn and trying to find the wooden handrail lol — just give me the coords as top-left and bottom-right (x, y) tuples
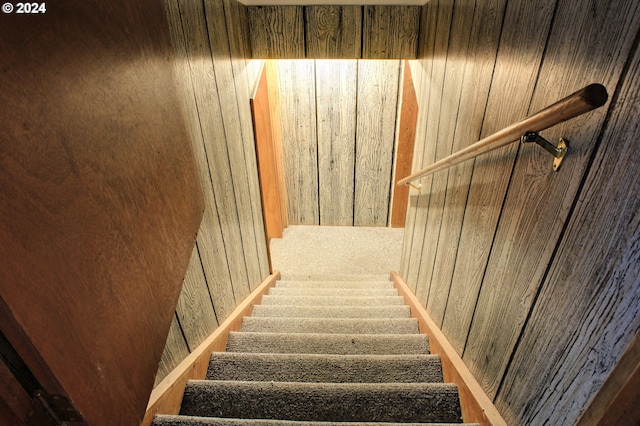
(398, 83), (608, 187)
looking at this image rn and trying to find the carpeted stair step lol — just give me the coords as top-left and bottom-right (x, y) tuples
(206, 352), (444, 383)
(153, 414), (480, 425)
(269, 288), (398, 297)
(226, 332), (430, 355)
(279, 273), (391, 282)
(179, 380), (463, 423)
(260, 295), (406, 306)
(251, 304), (411, 318)
(240, 317), (419, 334)
(275, 280), (395, 289)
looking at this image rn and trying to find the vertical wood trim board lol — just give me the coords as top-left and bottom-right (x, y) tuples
(391, 60), (418, 228)
(265, 60), (289, 229)
(251, 63), (284, 241)
(143, 272), (280, 426)
(392, 272), (507, 426)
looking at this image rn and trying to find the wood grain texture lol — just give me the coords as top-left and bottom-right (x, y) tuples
(354, 60), (401, 226)
(463, 0), (639, 400)
(143, 272), (280, 426)
(493, 23), (640, 423)
(362, 6), (421, 59)
(399, 2), (438, 285)
(316, 60), (357, 225)
(392, 272), (507, 426)
(155, 316), (190, 387)
(391, 61), (418, 228)
(177, 0), (251, 302)
(265, 60), (289, 229)
(222, 0), (271, 284)
(248, 6), (305, 58)
(431, 0), (507, 332)
(577, 331), (640, 426)
(0, 1), (203, 423)
(305, 6), (362, 59)
(419, 0), (476, 325)
(407, 0), (455, 303)
(204, 0), (261, 294)
(175, 247), (218, 352)
(277, 60), (319, 225)
(164, 0), (237, 325)
(251, 63), (284, 240)
(439, 0), (556, 356)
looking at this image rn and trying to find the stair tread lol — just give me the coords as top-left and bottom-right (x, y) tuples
(269, 288), (398, 296)
(251, 305), (411, 318)
(240, 317), (419, 334)
(279, 273), (391, 282)
(226, 332), (430, 355)
(180, 380), (462, 423)
(154, 414), (478, 425)
(260, 295), (406, 306)
(206, 352), (443, 383)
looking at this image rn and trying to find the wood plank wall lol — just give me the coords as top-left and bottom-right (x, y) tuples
(248, 5), (421, 59)
(400, 0), (640, 424)
(276, 60), (402, 227)
(155, 0), (270, 385)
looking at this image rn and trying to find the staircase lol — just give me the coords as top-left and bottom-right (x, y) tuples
(152, 274), (477, 425)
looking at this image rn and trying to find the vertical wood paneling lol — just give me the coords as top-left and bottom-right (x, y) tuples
(440, 0), (557, 355)
(316, 60), (357, 225)
(354, 60), (401, 226)
(175, 247), (218, 351)
(204, 0), (262, 291)
(164, 0), (237, 324)
(277, 60), (319, 225)
(222, 0), (271, 283)
(495, 36), (640, 423)
(463, 0), (640, 400)
(408, 0), (455, 303)
(158, 0), (269, 393)
(248, 6), (305, 59)
(420, 0), (477, 324)
(403, 0), (640, 424)
(432, 0), (507, 332)
(305, 6), (362, 59)
(391, 61), (418, 228)
(362, 6), (421, 59)
(400, 3), (439, 286)
(154, 315), (189, 387)
(177, 0), (251, 303)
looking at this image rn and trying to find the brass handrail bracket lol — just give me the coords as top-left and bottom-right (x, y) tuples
(521, 131), (568, 171)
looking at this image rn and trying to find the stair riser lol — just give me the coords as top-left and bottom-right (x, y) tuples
(275, 281), (395, 289)
(269, 288), (398, 297)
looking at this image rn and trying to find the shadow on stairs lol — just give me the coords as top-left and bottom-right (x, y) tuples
(152, 274), (478, 426)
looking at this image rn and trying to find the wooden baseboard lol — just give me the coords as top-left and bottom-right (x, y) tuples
(391, 271), (506, 426)
(141, 271), (280, 426)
